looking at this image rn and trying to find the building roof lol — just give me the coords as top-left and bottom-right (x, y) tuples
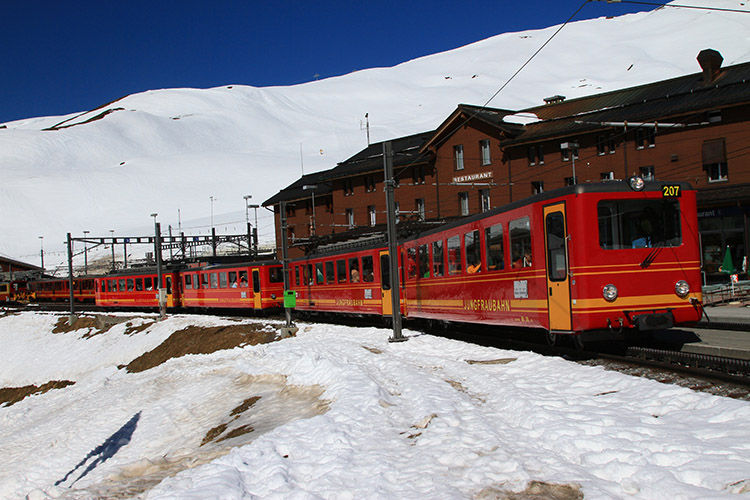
(0, 255), (41, 272)
(420, 104), (523, 153)
(262, 169), (333, 207)
(503, 56), (750, 146)
(318, 131), (435, 181)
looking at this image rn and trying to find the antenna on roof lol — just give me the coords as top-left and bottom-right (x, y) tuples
(361, 113), (370, 146)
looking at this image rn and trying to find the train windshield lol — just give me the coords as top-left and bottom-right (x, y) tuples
(598, 199), (681, 249)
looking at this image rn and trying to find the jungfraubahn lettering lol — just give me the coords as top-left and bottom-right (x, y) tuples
(463, 298), (511, 312)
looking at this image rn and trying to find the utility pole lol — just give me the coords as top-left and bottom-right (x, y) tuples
(383, 141), (405, 342)
(66, 233), (76, 324)
(152, 213), (166, 319)
(83, 230), (90, 274)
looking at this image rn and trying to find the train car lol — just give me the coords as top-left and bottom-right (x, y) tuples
(180, 261), (285, 311)
(291, 245), (394, 318)
(401, 178), (703, 345)
(0, 281), (26, 302)
(27, 277), (96, 302)
(94, 269), (181, 309)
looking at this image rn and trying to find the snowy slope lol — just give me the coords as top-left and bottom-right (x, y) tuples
(1, 312), (749, 499)
(1, 0), (749, 266)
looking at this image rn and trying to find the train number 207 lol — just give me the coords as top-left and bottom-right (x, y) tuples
(662, 185), (681, 197)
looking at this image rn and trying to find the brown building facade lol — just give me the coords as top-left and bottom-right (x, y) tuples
(264, 49), (750, 283)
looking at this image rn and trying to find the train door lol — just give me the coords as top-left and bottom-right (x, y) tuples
(165, 275), (174, 307)
(252, 269), (262, 309)
(379, 250), (392, 315)
(544, 203), (572, 331)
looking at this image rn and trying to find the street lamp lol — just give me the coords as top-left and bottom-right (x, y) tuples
(109, 230), (115, 271)
(83, 230), (90, 274)
(38, 236), (44, 275)
(303, 185), (317, 236)
(561, 141), (579, 185)
(248, 204), (260, 256)
(209, 196), (216, 231)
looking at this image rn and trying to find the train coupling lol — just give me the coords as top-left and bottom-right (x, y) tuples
(623, 308), (675, 330)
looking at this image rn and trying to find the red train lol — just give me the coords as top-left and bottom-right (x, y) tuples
(27, 278), (96, 302)
(92, 261), (285, 312)
(289, 179), (703, 345)
(7, 179), (704, 346)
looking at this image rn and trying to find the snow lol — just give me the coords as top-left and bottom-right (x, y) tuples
(1, 311), (748, 499)
(2, 0), (750, 268)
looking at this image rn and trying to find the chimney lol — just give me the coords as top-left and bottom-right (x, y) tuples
(697, 49), (723, 85)
(543, 95), (566, 105)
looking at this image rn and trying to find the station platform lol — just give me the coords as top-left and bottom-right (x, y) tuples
(680, 303), (750, 360)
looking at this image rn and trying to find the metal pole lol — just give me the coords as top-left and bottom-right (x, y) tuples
(280, 200), (294, 330)
(110, 230), (115, 271)
(383, 141), (405, 342)
(83, 230), (89, 274)
(253, 206), (259, 256)
(67, 233), (76, 322)
(39, 236), (44, 275)
(155, 221), (166, 318)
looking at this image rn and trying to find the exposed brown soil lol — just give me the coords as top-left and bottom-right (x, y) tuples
(0, 380), (75, 407)
(123, 324), (278, 373)
(476, 480), (584, 500)
(201, 394), (264, 446)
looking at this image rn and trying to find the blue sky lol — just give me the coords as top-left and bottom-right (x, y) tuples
(1, 1), (652, 124)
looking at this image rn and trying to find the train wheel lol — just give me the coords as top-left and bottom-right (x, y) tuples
(546, 331), (557, 347)
(572, 334), (584, 351)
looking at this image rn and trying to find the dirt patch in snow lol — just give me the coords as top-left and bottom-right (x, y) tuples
(0, 380), (75, 407)
(123, 324), (278, 373)
(476, 480), (583, 499)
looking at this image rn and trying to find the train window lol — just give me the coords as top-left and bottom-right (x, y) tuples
(269, 267), (284, 283)
(325, 261), (335, 284)
(432, 240), (444, 277)
(136, 278), (143, 291)
(465, 230), (481, 274)
(108, 280), (116, 292)
(406, 247), (417, 279)
(185, 274), (192, 290)
(200, 274), (208, 290)
(546, 212), (567, 281)
(598, 199), (681, 249)
(146, 277), (154, 291)
(295, 267), (300, 286)
(228, 272), (237, 288)
(239, 271), (248, 287)
(166, 276), (172, 294)
(380, 254), (390, 290)
(337, 259), (348, 283)
(362, 256), (374, 282)
(485, 224), (504, 271)
(448, 236), (462, 275)
(418, 244), (430, 278)
(510, 217), (532, 268)
(210, 273), (219, 289)
(315, 263), (325, 284)
(118, 279), (126, 291)
(349, 258), (360, 283)
(219, 272), (228, 288)
(305, 264), (313, 285)
(0, 284), (6, 293)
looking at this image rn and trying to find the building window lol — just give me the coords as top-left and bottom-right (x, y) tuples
(368, 205), (376, 226)
(459, 192), (469, 216)
(480, 139), (491, 166)
(561, 143), (578, 161)
(538, 144), (544, 164)
(454, 145), (464, 170)
(532, 181), (544, 194)
(608, 134), (616, 154)
(286, 204), (296, 217)
(344, 179), (354, 196)
(707, 110), (722, 123)
(601, 171), (615, 181)
(365, 175), (376, 192)
(415, 198), (425, 221)
(479, 189), (490, 212)
(346, 208), (354, 228)
(597, 135), (606, 156)
(325, 196), (334, 213)
(528, 146), (537, 166)
(412, 165), (425, 185)
(565, 176), (577, 186)
(636, 127), (655, 149)
(703, 138), (728, 183)
(305, 199), (313, 215)
(640, 166), (655, 181)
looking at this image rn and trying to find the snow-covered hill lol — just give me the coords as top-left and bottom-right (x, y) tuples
(2, 0), (749, 267)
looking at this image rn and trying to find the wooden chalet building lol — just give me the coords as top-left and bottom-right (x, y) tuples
(264, 49), (750, 282)
(0, 255), (42, 281)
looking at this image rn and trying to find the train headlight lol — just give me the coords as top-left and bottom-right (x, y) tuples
(602, 284), (618, 302)
(271, 293), (277, 299)
(628, 175), (645, 191)
(675, 280), (690, 298)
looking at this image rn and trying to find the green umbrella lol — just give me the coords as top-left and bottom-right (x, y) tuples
(720, 246), (735, 274)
